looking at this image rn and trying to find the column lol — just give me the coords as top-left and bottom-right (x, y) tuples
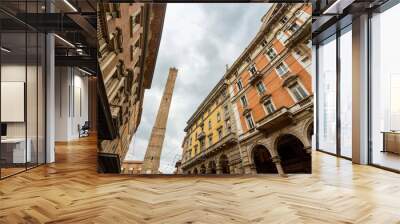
(46, 0), (55, 163)
(352, 14), (369, 164)
(272, 156), (286, 177)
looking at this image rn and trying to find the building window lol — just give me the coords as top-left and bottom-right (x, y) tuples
(277, 31), (288, 43)
(289, 83), (308, 102)
(217, 112), (221, 122)
(249, 65), (257, 75)
(222, 89), (227, 97)
(280, 15), (288, 24)
(240, 95), (248, 107)
(289, 23), (300, 33)
(245, 56), (251, 63)
(130, 16), (135, 37)
(218, 128), (223, 140)
(226, 119), (232, 133)
(208, 120), (212, 130)
(208, 135), (213, 146)
(301, 56), (310, 63)
(276, 62), (289, 76)
(261, 39), (267, 47)
(135, 34), (141, 48)
(200, 138), (205, 149)
(256, 82), (266, 94)
(237, 79), (243, 91)
(294, 47), (303, 58)
(130, 12), (141, 37)
(245, 113), (255, 129)
(265, 48), (277, 60)
(130, 45), (134, 61)
(263, 100), (275, 114)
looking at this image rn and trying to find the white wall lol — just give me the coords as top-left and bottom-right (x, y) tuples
(1, 65), (33, 138)
(54, 67), (89, 141)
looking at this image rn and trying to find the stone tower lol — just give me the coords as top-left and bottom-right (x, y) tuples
(142, 67), (178, 174)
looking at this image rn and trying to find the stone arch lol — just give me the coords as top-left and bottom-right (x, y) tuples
(302, 117), (314, 147)
(193, 167), (198, 175)
(218, 154), (230, 174)
(275, 134), (311, 173)
(306, 122), (314, 147)
(251, 144), (278, 174)
(208, 160), (217, 174)
(200, 164), (206, 174)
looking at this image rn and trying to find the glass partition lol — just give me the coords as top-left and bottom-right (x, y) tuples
(317, 35), (337, 154)
(0, 1), (46, 179)
(339, 26), (352, 158)
(370, 3), (400, 171)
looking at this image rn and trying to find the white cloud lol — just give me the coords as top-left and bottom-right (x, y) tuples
(126, 3), (272, 173)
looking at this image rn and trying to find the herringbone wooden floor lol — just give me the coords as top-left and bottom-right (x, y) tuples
(1, 135), (400, 224)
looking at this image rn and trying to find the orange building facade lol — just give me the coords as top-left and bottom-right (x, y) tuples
(179, 3), (314, 175)
(225, 3), (313, 174)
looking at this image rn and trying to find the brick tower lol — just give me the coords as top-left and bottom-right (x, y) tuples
(142, 67), (178, 174)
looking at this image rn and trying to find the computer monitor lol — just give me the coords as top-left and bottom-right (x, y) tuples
(1, 123), (7, 137)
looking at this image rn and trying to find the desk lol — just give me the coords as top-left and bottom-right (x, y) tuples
(1, 138), (31, 164)
(382, 131), (400, 154)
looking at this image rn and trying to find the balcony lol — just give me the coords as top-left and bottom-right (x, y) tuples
(256, 107), (293, 133)
(256, 95), (313, 133)
(182, 132), (237, 169)
(197, 131), (206, 140)
(285, 18), (311, 48)
(242, 105), (252, 116)
(259, 92), (272, 104)
(248, 71), (263, 85)
(282, 73), (299, 87)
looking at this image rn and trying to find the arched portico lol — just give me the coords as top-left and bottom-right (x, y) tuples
(218, 154), (230, 174)
(275, 134), (311, 173)
(207, 160), (217, 174)
(200, 164), (206, 174)
(252, 144), (278, 174)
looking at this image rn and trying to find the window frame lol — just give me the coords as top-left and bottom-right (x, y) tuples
(288, 82), (308, 102)
(275, 61), (289, 76)
(256, 81), (266, 94)
(245, 113), (255, 129)
(263, 99), (276, 115)
(237, 79), (243, 91)
(240, 95), (248, 107)
(265, 47), (278, 60)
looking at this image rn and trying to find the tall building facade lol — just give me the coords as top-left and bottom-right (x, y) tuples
(142, 68), (178, 174)
(180, 3), (313, 175)
(181, 79), (241, 174)
(97, 3), (166, 173)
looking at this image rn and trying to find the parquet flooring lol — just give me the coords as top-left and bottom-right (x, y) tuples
(1, 135), (400, 223)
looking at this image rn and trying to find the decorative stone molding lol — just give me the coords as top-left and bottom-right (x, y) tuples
(282, 73), (299, 87)
(259, 92), (272, 103)
(248, 71), (263, 85)
(242, 106), (252, 116)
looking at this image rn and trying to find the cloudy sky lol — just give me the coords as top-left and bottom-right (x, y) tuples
(125, 3), (272, 173)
